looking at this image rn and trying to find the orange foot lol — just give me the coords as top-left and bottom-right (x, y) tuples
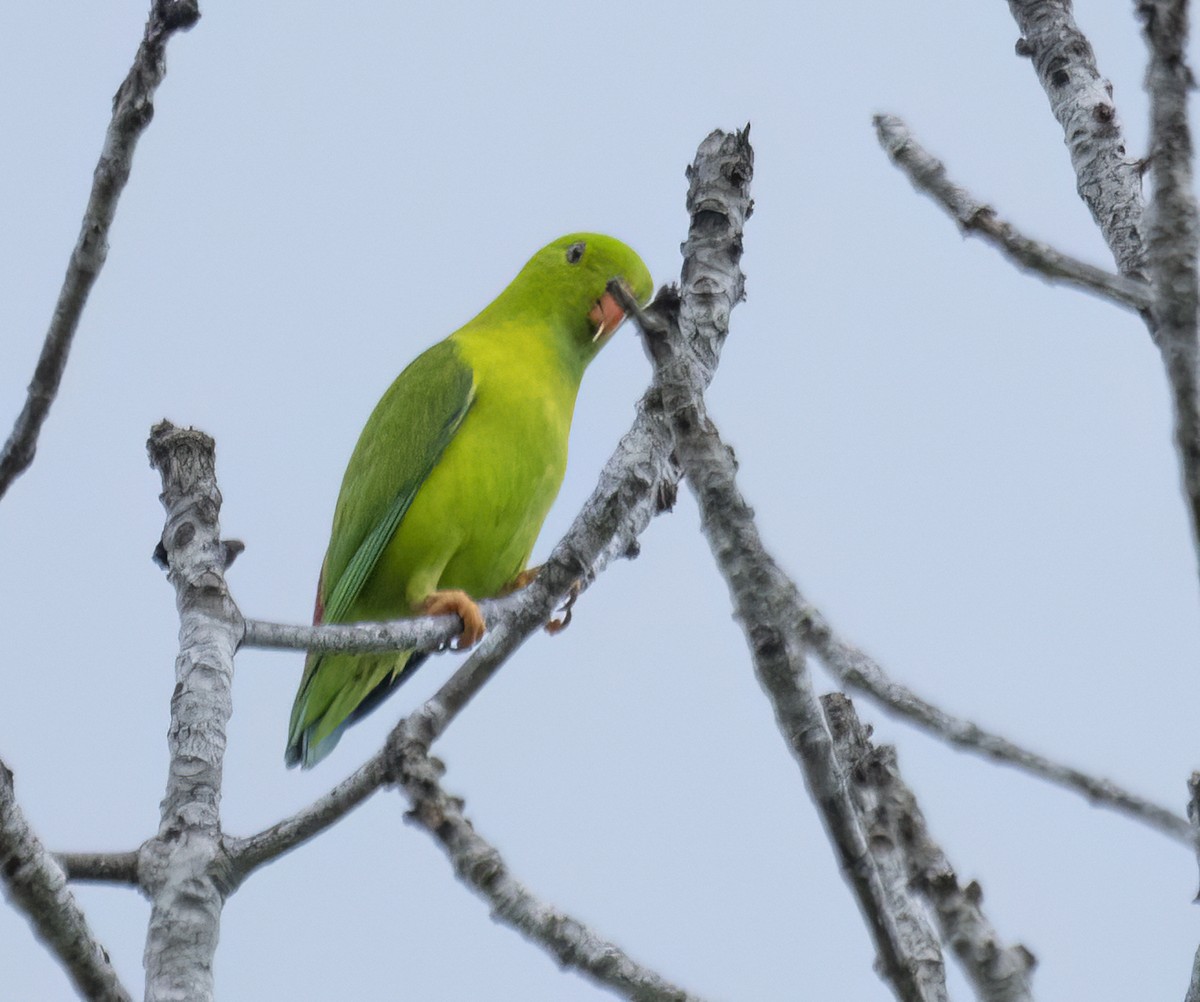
(419, 589), (485, 650)
(501, 565), (542, 595)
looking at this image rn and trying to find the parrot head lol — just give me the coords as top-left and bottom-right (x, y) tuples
(487, 232), (653, 366)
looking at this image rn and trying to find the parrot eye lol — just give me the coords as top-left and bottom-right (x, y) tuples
(565, 241), (586, 264)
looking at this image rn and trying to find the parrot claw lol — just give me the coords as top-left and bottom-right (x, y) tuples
(545, 579), (582, 636)
(420, 589), (486, 649)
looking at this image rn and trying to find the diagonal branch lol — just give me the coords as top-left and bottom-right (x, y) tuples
(874, 113), (1151, 312)
(643, 312), (948, 1001)
(799, 603), (1196, 848)
(0, 759), (132, 1002)
(0, 0), (200, 501)
(1007, 0), (1147, 280)
(824, 695), (1036, 1002)
(388, 723), (709, 1002)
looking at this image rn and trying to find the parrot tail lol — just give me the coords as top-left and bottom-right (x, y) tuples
(285, 651), (429, 768)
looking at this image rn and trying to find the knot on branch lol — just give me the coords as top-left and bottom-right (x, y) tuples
(151, 0), (201, 36)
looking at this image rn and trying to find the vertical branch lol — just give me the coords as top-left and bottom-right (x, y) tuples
(0, 759), (132, 1002)
(1139, 0), (1200, 571)
(142, 421), (241, 1002)
(389, 730), (708, 1002)
(0, 0), (200, 500)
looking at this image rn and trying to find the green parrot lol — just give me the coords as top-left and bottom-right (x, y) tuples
(286, 233), (653, 768)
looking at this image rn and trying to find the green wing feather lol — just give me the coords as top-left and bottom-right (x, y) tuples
(286, 340), (475, 767)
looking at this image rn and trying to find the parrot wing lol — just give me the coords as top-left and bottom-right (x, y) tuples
(320, 338), (476, 623)
(286, 339), (475, 767)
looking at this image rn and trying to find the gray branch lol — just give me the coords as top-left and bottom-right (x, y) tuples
(0, 759), (132, 1002)
(1007, 1), (1200, 582)
(142, 422), (241, 1002)
(1007, 0), (1147, 279)
(387, 724), (708, 1002)
(1139, 0), (1200, 575)
(825, 695), (1037, 1002)
(56, 851), (140, 886)
(0, 0), (200, 501)
(243, 610), (463, 654)
(1186, 942), (1200, 1002)
(636, 132), (951, 1002)
(874, 113), (1151, 312)
(798, 603), (1195, 849)
(645, 334), (947, 1001)
(225, 755), (388, 876)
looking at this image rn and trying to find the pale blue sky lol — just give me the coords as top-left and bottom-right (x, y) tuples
(2, 2), (1197, 999)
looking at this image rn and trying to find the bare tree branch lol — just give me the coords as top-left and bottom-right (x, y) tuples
(386, 723), (708, 1002)
(142, 421), (241, 1002)
(0, 0), (200, 501)
(243, 610), (463, 654)
(825, 694), (1037, 1002)
(1137, 0), (1200, 577)
(1007, 0), (1147, 279)
(821, 697), (950, 1000)
(56, 851), (140, 886)
(794, 584), (1195, 849)
(874, 113), (1152, 312)
(633, 129), (954, 1002)
(643, 325), (947, 1001)
(1187, 771), (1200, 899)
(226, 755), (388, 877)
(0, 759), (132, 1002)
(1186, 942), (1200, 1002)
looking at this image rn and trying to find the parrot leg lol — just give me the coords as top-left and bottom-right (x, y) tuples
(419, 590), (486, 649)
(501, 565), (542, 595)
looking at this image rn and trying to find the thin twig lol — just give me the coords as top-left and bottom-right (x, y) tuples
(0, 759), (132, 1002)
(387, 724), (708, 1002)
(874, 113), (1151, 312)
(226, 754), (388, 877)
(794, 597), (1195, 848)
(825, 695), (1036, 1002)
(1187, 772), (1200, 899)
(0, 0), (200, 500)
(1007, 0), (1147, 279)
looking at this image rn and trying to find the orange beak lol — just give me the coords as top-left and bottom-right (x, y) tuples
(588, 290), (627, 343)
